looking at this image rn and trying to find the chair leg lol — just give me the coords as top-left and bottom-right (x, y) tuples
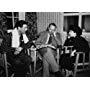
(73, 53), (79, 77)
(33, 60), (36, 76)
(29, 65), (32, 76)
(57, 49), (60, 65)
(3, 53), (8, 77)
(83, 53), (85, 70)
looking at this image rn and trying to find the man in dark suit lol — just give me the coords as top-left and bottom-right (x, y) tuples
(8, 20), (32, 77)
(36, 23), (62, 77)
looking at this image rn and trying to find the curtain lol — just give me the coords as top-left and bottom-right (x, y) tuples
(25, 12), (37, 41)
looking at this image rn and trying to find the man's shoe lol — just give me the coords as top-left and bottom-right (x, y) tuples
(55, 71), (63, 77)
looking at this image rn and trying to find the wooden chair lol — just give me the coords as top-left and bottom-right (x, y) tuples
(73, 52), (89, 76)
(27, 47), (43, 76)
(60, 46), (89, 77)
(28, 46), (60, 77)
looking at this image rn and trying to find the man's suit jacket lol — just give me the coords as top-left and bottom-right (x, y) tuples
(36, 30), (62, 55)
(36, 30), (62, 48)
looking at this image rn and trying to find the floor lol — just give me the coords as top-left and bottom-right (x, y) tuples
(1, 58), (90, 77)
(33, 61), (90, 77)
(33, 70), (90, 77)
(76, 70), (90, 77)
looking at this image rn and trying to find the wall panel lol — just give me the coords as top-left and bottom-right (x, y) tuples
(37, 12), (63, 33)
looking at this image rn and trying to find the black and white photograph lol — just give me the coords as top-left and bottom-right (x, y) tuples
(0, 0), (90, 90)
(0, 12), (90, 77)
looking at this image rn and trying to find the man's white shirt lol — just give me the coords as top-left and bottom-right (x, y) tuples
(11, 28), (29, 48)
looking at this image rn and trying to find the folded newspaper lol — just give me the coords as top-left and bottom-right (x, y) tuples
(36, 44), (56, 49)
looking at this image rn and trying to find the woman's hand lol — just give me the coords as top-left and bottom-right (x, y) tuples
(14, 47), (23, 55)
(71, 50), (76, 56)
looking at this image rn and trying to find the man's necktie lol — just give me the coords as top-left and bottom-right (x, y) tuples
(48, 34), (52, 44)
(20, 34), (24, 47)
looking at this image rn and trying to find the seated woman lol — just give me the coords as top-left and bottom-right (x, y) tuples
(60, 25), (89, 76)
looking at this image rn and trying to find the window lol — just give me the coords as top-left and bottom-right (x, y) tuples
(4, 12), (19, 29)
(63, 16), (79, 31)
(82, 15), (90, 32)
(63, 12), (90, 32)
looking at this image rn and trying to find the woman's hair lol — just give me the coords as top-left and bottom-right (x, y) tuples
(46, 23), (57, 31)
(68, 25), (82, 36)
(14, 20), (28, 28)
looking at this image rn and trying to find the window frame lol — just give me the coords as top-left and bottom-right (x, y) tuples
(5, 12), (19, 29)
(63, 12), (90, 33)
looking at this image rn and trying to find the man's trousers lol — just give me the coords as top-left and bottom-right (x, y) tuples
(42, 47), (59, 77)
